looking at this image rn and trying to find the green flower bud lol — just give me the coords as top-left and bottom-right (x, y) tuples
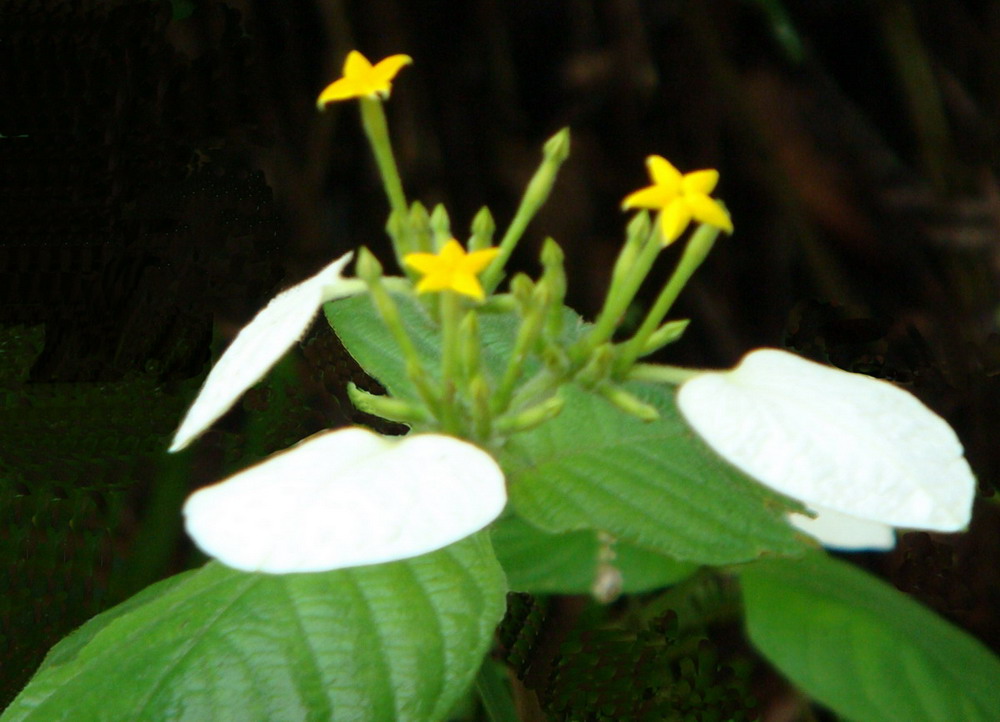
(611, 211), (652, 289)
(355, 246), (384, 282)
(409, 201), (432, 252)
(509, 273), (535, 308)
(430, 203), (452, 249)
(479, 293), (518, 314)
(540, 237), (567, 337)
(495, 394), (565, 434)
(469, 206), (496, 251)
(640, 319), (690, 355)
(386, 208), (409, 248)
(597, 383), (659, 421)
(347, 383), (429, 424)
(480, 128), (572, 293)
(543, 127), (571, 163)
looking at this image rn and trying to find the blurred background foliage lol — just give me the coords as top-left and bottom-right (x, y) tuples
(2, 0), (1000, 716)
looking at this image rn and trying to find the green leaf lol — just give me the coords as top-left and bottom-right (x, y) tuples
(740, 552), (1000, 722)
(502, 382), (806, 565)
(324, 294), (435, 402)
(3, 534), (506, 722)
(491, 515), (697, 594)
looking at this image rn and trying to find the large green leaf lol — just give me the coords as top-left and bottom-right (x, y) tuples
(740, 552), (1000, 722)
(502, 382), (806, 565)
(491, 515), (698, 595)
(3, 533), (506, 722)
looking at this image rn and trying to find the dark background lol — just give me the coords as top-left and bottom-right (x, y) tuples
(3, 0), (1000, 716)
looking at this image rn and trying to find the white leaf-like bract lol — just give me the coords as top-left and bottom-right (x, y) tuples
(183, 427), (507, 573)
(169, 252), (362, 452)
(677, 348), (975, 550)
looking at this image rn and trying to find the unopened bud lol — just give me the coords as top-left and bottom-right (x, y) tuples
(640, 319), (690, 355)
(495, 395), (565, 434)
(509, 273), (535, 307)
(347, 383), (429, 424)
(409, 201), (432, 252)
(597, 384), (659, 421)
(480, 293), (518, 314)
(355, 246), (384, 282)
(430, 204), (452, 248)
(386, 209), (408, 246)
(470, 206), (496, 251)
(612, 212), (652, 287)
(543, 127), (571, 163)
(540, 237), (567, 337)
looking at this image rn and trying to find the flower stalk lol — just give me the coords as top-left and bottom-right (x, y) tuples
(615, 223), (721, 374)
(481, 128), (571, 294)
(358, 97), (409, 222)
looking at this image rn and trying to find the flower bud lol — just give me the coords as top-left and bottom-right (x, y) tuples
(347, 383), (429, 424)
(409, 201), (432, 252)
(597, 384), (659, 421)
(495, 395), (566, 434)
(470, 206), (496, 251)
(543, 127), (571, 163)
(640, 319), (690, 355)
(430, 203), (452, 249)
(355, 246), (384, 282)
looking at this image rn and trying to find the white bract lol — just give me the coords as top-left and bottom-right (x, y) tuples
(677, 348), (975, 550)
(170, 252), (363, 452)
(184, 427), (507, 573)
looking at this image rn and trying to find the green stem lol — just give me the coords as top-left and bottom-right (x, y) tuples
(481, 129), (570, 294)
(506, 367), (561, 414)
(364, 275), (442, 419)
(614, 224), (720, 374)
(358, 97), (408, 223)
(438, 291), (462, 433)
(492, 286), (550, 415)
(571, 224), (662, 363)
(627, 362), (704, 385)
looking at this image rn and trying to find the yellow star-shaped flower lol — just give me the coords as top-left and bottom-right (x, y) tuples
(621, 155), (733, 244)
(404, 239), (500, 301)
(316, 50), (413, 107)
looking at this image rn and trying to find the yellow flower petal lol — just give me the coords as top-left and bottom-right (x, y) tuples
(317, 78), (366, 106)
(449, 274), (487, 301)
(681, 169), (719, 195)
(686, 194), (733, 234)
(371, 54), (413, 86)
(621, 184), (676, 211)
(402, 251), (440, 274)
(659, 199), (692, 244)
(438, 239), (466, 264)
(459, 247), (500, 274)
(404, 239), (497, 300)
(415, 274), (451, 293)
(317, 50), (412, 106)
(343, 50), (374, 78)
(646, 155), (682, 190)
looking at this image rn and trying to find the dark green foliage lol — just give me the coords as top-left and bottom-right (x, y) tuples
(540, 611), (756, 722)
(497, 588), (757, 721)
